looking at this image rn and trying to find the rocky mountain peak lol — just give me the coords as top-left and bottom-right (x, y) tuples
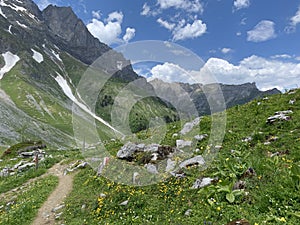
(42, 5), (111, 65)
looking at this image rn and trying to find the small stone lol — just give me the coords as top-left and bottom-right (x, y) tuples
(184, 209), (192, 216)
(166, 159), (176, 172)
(194, 134), (208, 141)
(176, 140), (192, 149)
(145, 163), (158, 174)
(192, 177), (215, 189)
(119, 200), (129, 206)
(52, 204), (65, 212)
(179, 155), (205, 169)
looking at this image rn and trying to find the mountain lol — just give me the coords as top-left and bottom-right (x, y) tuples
(150, 79), (280, 115)
(0, 0), (280, 150)
(0, 0), (177, 149)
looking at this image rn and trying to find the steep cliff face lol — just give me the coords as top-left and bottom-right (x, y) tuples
(42, 5), (110, 65)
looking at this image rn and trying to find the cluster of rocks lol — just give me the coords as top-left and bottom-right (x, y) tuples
(63, 160), (88, 175)
(266, 110), (293, 124)
(0, 149), (46, 177)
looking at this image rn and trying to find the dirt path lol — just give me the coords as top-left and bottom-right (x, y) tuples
(31, 163), (76, 225)
(0, 163), (64, 201)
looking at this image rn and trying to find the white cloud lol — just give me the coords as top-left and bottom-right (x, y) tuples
(141, 3), (151, 16)
(201, 56), (300, 91)
(221, 48), (233, 54)
(106, 11), (123, 23)
(285, 6), (300, 33)
(271, 54), (292, 60)
(87, 11), (135, 45)
(247, 20), (276, 42)
(296, 56), (300, 61)
(172, 19), (207, 41)
(236, 32), (242, 36)
(233, 0), (251, 11)
(157, 18), (176, 30)
(290, 6), (300, 26)
(144, 56), (300, 92)
(157, 0), (203, 13)
(123, 27), (136, 43)
(149, 62), (196, 83)
(92, 10), (101, 19)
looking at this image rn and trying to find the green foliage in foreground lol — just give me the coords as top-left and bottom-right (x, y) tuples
(0, 175), (58, 225)
(60, 89), (300, 224)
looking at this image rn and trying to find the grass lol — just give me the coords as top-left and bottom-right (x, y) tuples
(0, 154), (59, 194)
(0, 175), (58, 225)
(59, 89), (300, 224)
(1, 86), (299, 224)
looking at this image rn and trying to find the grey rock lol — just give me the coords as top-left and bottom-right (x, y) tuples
(192, 177), (215, 189)
(179, 155), (205, 168)
(145, 164), (158, 174)
(194, 134), (208, 141)
(184, 209), (192, 216)
(18, 163), (35, 171)
(180, 117), (201, 135)
(52, 204), (65, 212)
(117, 142), (141, 159)
(166, 159), (176, 172)
(119, 200), (129, 206)
(176, 140), (192, 149)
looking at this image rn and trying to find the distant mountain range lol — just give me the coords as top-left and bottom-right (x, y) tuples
(0, 0), (280, 149)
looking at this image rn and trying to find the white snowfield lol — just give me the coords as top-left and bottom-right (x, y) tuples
(31, 49), (44, 63)
(0, 51), (20, 80)
(54, 74), (123, 136)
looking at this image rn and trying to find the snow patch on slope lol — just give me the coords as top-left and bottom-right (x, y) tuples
(0, 51), (20, 80)
(7, 25), (12, 34)
(31, 49), (44, 63)
(16, 21), (27, 28)
(51, 49), (62, 62)
(0, 6), (6, 18)
(54, 74), (123, 135)
(0, 0), (26, 12)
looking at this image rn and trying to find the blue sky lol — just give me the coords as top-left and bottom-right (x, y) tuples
(33, 0), (300, 91)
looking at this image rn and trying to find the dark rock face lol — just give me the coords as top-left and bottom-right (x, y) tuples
(42, 5), (110, 65)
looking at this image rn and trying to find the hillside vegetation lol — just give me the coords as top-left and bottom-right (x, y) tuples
(57, 88), (299, 224)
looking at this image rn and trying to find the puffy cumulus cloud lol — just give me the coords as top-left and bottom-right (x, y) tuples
(144, 56), (300, 91)
(123, 27), (136, 43)
(221, 48), (233, 54)
(157, 0), (203, 13)
(172, 19), (207, 41)
(157, 18), (176, 30)
(148, 62), (196, 83)
(233, 0), (251, 11)
(87, 11), (135, 45)
(201, 56), (300, 91)
(141, 0), (207, 41)
(247, 20), (276, 42)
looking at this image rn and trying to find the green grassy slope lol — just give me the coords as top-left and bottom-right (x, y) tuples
(61, 89), (300, 224)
